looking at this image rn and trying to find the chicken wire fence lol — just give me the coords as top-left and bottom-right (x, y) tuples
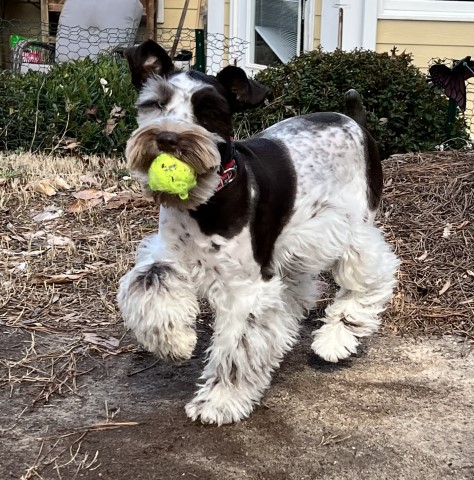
(0, 20), (249, 153)
(429, 57), (474, 147)
(0, 20), (248, 74)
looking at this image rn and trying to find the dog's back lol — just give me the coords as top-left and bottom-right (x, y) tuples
(241, 111), (381, 218)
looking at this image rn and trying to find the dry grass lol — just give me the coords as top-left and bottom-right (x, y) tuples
(0, 149), (472, 480)
(0, 152), (158, 406)
(380, 151), (474, 337)
(1, 150), (473, 413)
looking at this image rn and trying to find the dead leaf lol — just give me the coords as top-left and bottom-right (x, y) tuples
(1, 248), (50, 257)
(50, 176), (71, 190)
(11, 261), (27, 273)
(63, 142), (81, 151)
(23, 230), (46, 240)
(102, 191), (117, 203)
(46, 234), (75, 247)
(110, 105), (126, 118)
(438, 279), (452, 296)
(442, 223), (452, 239)
(27, 180), (57, 196)
(31, 272), (89, 284)
(104, 191), (150, 209)
(467, 270), (474, 277)
(83, 333), (120, 351)
(416, 251), (428, 262)
(104, 118), (117, 136)
(85, 106), (97, 116)
(72, 189), (104, 200)
(0, 178), (7, 186)
(456, 220), (470, 229)
(80, 174), (100, 187)
(67, 197), (102, 213)
(33, 207), (63, 222)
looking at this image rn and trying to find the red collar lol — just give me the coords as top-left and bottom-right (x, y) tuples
(216, 142), (237, 192)
(216, 158), (237, 192)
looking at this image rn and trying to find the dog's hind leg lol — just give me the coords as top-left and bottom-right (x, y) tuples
(282, 272), (327, 318)
(311, 223), (399, 363)
(117, 233), (199, 361)
(185, 277), (300, 425)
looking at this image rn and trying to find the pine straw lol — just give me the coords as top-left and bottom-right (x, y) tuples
(1, 151), (473, 407)
(0, 153), (158, 404)
(380, 151), (474, 337)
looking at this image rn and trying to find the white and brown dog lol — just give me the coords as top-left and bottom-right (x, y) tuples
(117, 40), (399, 425)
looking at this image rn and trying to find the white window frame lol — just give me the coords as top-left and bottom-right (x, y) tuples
(379, 0), (474, 22)
(230, 0), (315, 73)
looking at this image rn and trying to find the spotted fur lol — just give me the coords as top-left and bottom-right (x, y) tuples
(117, 40), (399, 425)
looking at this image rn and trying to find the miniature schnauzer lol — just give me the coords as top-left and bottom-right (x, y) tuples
(118, 40), (399, 425)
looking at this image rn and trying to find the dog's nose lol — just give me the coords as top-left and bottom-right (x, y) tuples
(156, 131), (179, 149)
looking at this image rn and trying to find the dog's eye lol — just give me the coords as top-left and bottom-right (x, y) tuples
(137, 99), (166, 110)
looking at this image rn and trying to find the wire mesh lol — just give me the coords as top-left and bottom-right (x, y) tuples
(0, 20), (248, 74)
(0, 19), (248, 153)
(428, 57), (474, 146)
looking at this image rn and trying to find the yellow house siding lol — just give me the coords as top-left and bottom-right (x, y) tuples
(225, 0), (230, 38)
(161, 0), (200, 30)
(376, 19), (474, 72)
(313, 0), (322, 48)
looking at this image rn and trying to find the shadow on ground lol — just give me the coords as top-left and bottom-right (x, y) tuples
(1, 321), (473, 480)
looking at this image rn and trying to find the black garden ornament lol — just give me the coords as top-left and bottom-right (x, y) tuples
(429, 56), (474, 138)
(429, 56), (474, 111)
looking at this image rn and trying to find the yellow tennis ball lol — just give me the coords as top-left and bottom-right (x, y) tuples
(148, 153), (197, 200)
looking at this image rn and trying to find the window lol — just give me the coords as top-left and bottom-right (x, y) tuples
(229, 0), (313, 71)
(253, 0), (301, 65)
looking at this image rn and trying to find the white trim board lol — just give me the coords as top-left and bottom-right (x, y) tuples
(207, 0), (225, 34)
(379, 0), (474, 22)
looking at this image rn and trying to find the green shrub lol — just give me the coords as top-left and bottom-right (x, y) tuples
(235, 48), (469, 156)
(0, 56), (137, 155)
(0, 48), (468, 157)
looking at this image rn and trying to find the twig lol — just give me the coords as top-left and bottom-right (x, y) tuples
(37, 421), (140, 441)
(29, 76), (46, 152)
(127, 358), (160, 377)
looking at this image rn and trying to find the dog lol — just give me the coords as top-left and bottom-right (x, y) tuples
(117, 40), (399, 425)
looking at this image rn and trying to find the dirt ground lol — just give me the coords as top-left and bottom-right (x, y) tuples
(1, 152), (473, 480)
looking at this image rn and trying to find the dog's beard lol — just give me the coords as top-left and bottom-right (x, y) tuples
(126, 120), (221, 209)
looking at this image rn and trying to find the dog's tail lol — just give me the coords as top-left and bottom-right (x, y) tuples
(344, 89), (367, 129)
(344, 89), (389, 160)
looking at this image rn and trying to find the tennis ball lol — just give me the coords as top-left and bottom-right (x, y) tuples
(148, 153), (197, 200)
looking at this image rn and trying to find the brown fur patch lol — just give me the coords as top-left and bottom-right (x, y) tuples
(125, 121), (221, 209)
(126, 120), (221, 175)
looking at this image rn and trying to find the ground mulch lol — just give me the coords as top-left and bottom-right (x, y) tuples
(0, 150), (473, 477)
(380, 151), (473, 337)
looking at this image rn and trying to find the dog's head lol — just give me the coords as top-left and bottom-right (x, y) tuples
(124, 40), (269, 208)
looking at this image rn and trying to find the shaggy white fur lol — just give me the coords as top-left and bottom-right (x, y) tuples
(117, 44), (399, 425)
(118, 163), (398, 424)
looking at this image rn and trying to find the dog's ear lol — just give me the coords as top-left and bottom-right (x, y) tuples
(125, 40), (174, 89)
(216, 66), (270, 112)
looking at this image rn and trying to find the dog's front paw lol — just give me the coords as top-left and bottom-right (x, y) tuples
(311, 320), (359, 363)
(141, 324), (197, 361)
(185, 381), (255, 425)
(117, 262), (199, 361)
